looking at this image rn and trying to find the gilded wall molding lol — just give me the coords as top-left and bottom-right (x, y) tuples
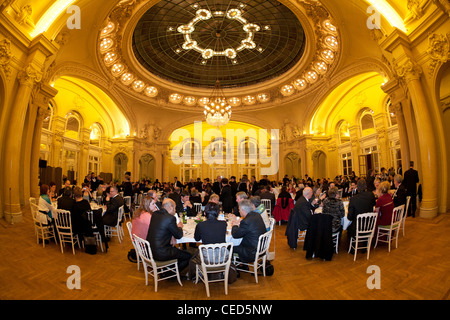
(426, 33), (450, 77)
(0, 38), (12, 80)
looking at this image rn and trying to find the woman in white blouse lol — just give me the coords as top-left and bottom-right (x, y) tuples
(37, 184), (56, 225)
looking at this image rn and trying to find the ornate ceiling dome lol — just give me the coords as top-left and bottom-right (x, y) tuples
(98, 0), (340, 109)
(132, 0), (306, 89)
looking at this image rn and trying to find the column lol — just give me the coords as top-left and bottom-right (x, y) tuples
(396, 58), (438, 218)
(373, 113), (390, 169)
(348, 125), (361, 176)
(2, 65), (42, 223)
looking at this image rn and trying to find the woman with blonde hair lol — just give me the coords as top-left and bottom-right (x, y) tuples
(131, 195), (158, 239)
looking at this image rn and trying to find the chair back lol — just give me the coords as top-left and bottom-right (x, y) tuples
(261, 199), (271, 211)
(124, 196), (132, 207)
(30, 202), (39, 219)
(356, 212), (377, 238)
(126, 222), (134, 242)
(118, 205), (124, 223)
(199, 243), (233, 268)
(268, 217), (275, 231)
(54, 209), (73, 233)
(194, 203), (202, 214)
(133, 234), (154, 263)
(29, 197), (38, 205)
(255, 230), (273, 259)
(391, 205), (404, 227)
(404, 196), (411, 219)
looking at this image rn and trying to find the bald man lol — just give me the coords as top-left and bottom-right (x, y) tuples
(146, 198), (192, 275)
(292, 187), (319, 231)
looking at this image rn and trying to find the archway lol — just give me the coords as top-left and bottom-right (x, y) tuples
(312, 150), (327, 179)
(114, 153), (128, 181)
(139, 154), (156, 181)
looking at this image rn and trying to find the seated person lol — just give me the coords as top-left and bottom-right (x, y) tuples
(375, 181), (395, 227)
(57, 186), (75, 213)
(229, 199), (267, 263)
(146, 198), (192, 275)
(72, 186), (94, 239)
(131, 195), (157, 240)
(180, 191), (194, 217)
(232, 191), (247, 217)
(189, 189), (202, 206)
(249, 196), (270, 231)
(321, 186), (345, 233)
(102, 185), (124, 227)
(37, 184), (56, 226)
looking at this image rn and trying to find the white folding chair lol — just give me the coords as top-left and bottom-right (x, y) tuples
(29, 197), (38, 205)
(195, 242), (234, 297)
(126, 221), (141, 270)
(193, 203), (202, 214)
(268, 217), (276, 260)
(123, 196), (132, 220)
(54, 209), (81, 255)
(86, 211), (104, 252)
(30, 203), (57, 247)
(135, 193), (143, 211)
(348, 212), (378, 261)
(400, 196), (410, 236)
(261, 199), (272, 218)
(133, 234), (183, 292)
(374, 205), (404, 252)
(233, 230), (273, 283)
(332, 231), (340, 253)
(104, 205), (124, 243)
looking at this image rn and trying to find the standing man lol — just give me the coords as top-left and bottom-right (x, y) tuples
(403, 161), (419, 217)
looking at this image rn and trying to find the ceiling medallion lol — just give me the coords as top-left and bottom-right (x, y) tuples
(177, 8), (260, 61)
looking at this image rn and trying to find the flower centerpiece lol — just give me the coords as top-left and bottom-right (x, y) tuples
(194, 215), (205, 224)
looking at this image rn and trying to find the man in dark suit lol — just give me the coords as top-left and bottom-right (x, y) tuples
(212, 176), (222, 195)
(346, 179), (376, 240)
(392, 174), (407, 208)
(403, 161), (419, 217)
(147, 198), (192, 273)
(168, 187), (182, 212)
(57, 186), (75, 212)
(292, 187), (319, 231)
(102, 185), (124, 227)
(146, 198), (191, 274)
(179, 191), (194, 216)
(230, 199), (267, 263)
(219, 178), (233, 214)
(259, 185), (276, 214)
(249, 175), (259, 196)
(173, 177), (183, 189)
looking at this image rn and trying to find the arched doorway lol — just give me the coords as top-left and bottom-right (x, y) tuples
(139, 154), (155, 181)
(284, 152), (301, 179)
(312, 150), (327, 179)
(114, 153), (128, 181)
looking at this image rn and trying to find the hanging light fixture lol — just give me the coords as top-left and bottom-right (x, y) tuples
(204, 79), (232, 127)
(204, 21), (232, 128)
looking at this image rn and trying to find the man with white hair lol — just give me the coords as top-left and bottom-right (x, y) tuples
(392, 174), (407, 207)
(292, 187), (319, 231)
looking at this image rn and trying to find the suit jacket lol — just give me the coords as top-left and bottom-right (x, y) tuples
(231, 212), (267, 262)
(146, 209), (183, 261)
(219, 184), (233, 213)
(292, 196), (315, 231)
(403, 168), (419, 195)
(103, 195), (124, 226)
(194, 219), (227, 245)
(347, 191), (376, 238)
(57, 196), (75, 213)
(392, 183), (407, 208)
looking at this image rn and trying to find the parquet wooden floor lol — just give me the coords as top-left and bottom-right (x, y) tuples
(1, 207), (449, 301)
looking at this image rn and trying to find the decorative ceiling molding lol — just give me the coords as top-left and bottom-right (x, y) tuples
(96, 0), (342, 111)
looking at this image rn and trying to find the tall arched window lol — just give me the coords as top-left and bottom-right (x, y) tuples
(64, 113), (81, 140)
(90, 123), (103, 146)
(360, 111), (375, 136)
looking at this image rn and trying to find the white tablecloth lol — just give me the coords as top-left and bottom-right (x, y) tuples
(176, 217), (242, 246)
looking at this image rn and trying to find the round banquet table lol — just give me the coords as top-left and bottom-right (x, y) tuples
(176, 217), (242, 246)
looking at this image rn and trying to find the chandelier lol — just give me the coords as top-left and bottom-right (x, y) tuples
(204, 79), (231, 127)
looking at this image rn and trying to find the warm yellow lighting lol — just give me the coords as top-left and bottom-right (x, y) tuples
(30, 0), (77, 38)
(366, 0), (407, 33)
